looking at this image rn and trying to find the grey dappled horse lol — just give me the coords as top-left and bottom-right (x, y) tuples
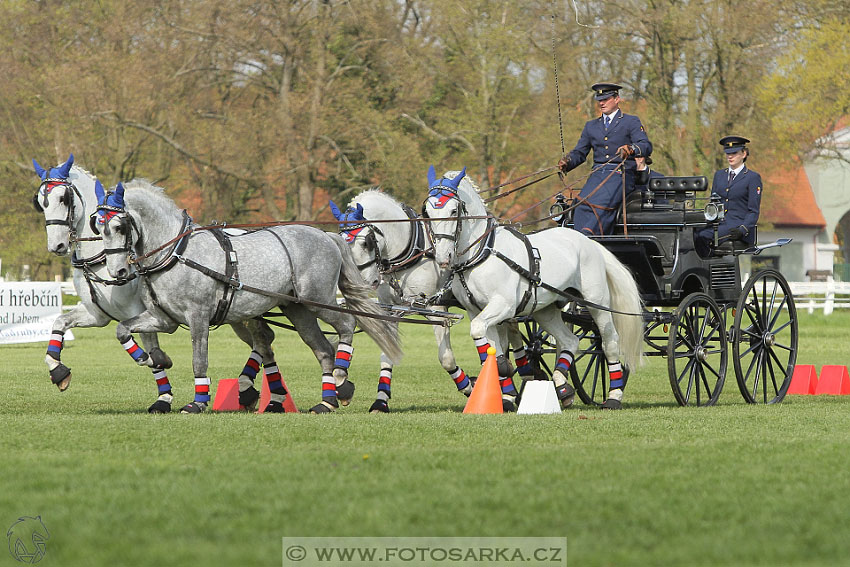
(330, 190), (540, 412)
(32, 155), (268, 413)
(32, 155), (179, 412)
(95, 180), (402, 413)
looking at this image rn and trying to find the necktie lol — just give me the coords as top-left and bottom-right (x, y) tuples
(604, 116), (610, 129)
(728, 170), (736, 184)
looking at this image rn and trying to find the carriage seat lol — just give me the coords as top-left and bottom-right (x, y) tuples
(621, 176), (709, 225)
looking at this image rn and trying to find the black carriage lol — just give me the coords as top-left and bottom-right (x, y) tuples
(522, 176), (798, 406)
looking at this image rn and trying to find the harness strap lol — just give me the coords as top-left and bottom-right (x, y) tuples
(208, 228), (239, 326)
(174, 255), (446, 326)
(493, 226), (540, 316)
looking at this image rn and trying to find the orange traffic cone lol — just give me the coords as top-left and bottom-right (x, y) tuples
(788, 365), (818, 395)
(212, 379), (242, 411)
(257, 371), (299, 413)
(463, 347), (503, 414)
(814, 365), (850, 395)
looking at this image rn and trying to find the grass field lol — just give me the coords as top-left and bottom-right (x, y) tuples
(2, 310), (850, 566)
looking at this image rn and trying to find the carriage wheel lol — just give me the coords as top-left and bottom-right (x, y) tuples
(517, 319), (555, 379)
(667, 293), (727, 406)
(732, 269), (798, 404)
(568, 325), (607, 406)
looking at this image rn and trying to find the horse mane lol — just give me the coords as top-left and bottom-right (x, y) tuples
(443, 169), (486, 215)
(350, 187), (401, 209)
(69, 164), (97, 181)
(121, 178), (181, 221)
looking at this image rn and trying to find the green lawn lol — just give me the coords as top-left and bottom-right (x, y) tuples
(2, 311), (850, 566)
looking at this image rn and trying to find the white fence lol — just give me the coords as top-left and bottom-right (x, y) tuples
(789, 281), (850, 315)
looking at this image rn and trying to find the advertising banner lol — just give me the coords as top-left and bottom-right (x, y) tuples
(0, 282), (74, 345)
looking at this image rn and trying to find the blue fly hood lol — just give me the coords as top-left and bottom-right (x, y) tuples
(32, 154), (75, 209)
(329, 200), (368, 242)
(32, 153), (74, 182)
(95, 181), (126, 227)
(426, 166), (466, 209)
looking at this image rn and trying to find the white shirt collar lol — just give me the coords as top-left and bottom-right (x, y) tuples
(729, 164), (745, 176)
(603, 109), (619, 121)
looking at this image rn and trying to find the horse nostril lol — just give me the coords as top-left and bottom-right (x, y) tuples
(56, 243), (66, 254)
(117, 268), (127, 279)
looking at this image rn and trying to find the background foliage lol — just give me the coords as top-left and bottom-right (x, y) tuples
(2, 0), (848, 279)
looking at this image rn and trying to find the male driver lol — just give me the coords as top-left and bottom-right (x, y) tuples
(558, 83), (652, 235)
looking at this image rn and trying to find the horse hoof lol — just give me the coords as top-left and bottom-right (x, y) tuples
(148, 348), (173, 370)
(309, 403), (334, 414)
(264, 401), (285, 413)
(148, 399), (172, 414)
(180, 402), (207, 414)
(556, 382), (576, 408)
(239, 386), (260, 410)
(369, 400), (389, 413)
(601, 398), (622, 410)
(336, 380), (355, 406)
(502, 398), (517, 413)
(50, 364), (72, 391)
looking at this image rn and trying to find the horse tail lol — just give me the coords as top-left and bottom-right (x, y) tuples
(331, 234), (404, 364)
(598, 245), (644, 371)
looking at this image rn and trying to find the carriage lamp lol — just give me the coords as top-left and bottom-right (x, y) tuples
(704, 193), (725, 222)
(550, 194), (571, 225)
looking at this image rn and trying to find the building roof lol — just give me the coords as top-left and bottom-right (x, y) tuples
(760, 161), (826, 228)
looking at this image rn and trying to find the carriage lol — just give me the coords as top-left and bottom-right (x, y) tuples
(521, 175), (798, 407)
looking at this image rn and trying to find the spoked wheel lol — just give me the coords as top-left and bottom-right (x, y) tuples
(517, 318), (555, 379)
(733, 269), (798, 404)
(568, 325), (608, 406)
(667, 292), (727, 406)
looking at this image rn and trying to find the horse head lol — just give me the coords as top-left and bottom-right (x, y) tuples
(96, 182), (136, 280)
(330, 199), (382, 287)
(423, 166), (467, 268)
(32, 153), (79, 255)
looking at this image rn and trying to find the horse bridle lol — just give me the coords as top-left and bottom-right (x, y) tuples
(422, 186), (466, 251)
(94, 206), (142, 268)
(33, 178), (84, 243)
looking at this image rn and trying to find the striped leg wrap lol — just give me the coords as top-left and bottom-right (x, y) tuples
(240, 351), (262, 382)
(608, 361), (625, 390)
(513, 347), (532, 377)
(321, 374), (339, 407)
(449, 367), (470, 391)
(152, 368), (171, 394)
(264, 363), (287, 395)
(334, 342), (354, 370)
(47, 331), (64, 361)
(376, 368), (392, 400)
(194, 376), (211, 403)
(499, 375), (518, 396)
(121, 336), (147, 362)
(474, 337), (490, 364)
(555, 350), (574, 375)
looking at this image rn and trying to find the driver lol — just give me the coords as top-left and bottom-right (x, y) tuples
(695, 135), (762, 256)
(558, 82), (653, 236)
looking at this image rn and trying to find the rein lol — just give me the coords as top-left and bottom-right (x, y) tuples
(111, 212), (452, 328)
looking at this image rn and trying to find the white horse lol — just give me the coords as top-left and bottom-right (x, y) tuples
(331, 190), (543, 412)
(96, 180), (402, 413)
(423, 167), (643, 409)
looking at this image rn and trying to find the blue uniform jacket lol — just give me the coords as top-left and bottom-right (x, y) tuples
(562, 110), (652, 173)
(563, 111), (652, 235)
(710, 166), (762, 244)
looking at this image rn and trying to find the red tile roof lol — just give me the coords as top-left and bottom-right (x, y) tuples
(759, 160), (826, 228)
